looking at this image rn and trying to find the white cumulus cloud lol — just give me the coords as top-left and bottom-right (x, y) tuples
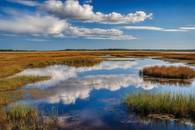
(0, 0), (154, 40)
(40, 0), (152, 24)
(0, 14), (67, 37)
(0, 13), (135, 40)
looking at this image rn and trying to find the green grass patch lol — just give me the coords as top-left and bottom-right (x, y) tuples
(126, 93), (195, 119)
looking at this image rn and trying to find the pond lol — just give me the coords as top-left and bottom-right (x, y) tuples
(11, 58), (195, 130)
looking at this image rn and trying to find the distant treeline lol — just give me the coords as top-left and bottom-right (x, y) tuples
(0, 49), (195, 52)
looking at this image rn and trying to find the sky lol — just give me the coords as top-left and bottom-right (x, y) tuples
(0, 0), (195, 50)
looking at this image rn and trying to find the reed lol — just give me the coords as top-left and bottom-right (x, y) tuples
(0, 105), (57, 130)
(0, 105), (39, 130)
(126, 93), (195, 119)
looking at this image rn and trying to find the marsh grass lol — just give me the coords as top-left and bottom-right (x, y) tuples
(0, 56), (101, 94)
(140, 66), (195, 79)
(0, 105), (59, 130)
(0, 76), (50, 91)
(0, 92), (22, 106)
(0, 76), (51, 106)
(0, 52), (103, 78)
(126, 93), (195, 119)
(0, 65), (23, 79)
(1, 51), (195, 78)
(26, 56), (102, 68)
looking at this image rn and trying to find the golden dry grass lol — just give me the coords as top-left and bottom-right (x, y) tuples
(140, 66), (195, 79)
(1, 51), (195, 78)
(0, 52), (103, 78)
(0, 52), (102, 94)
(0, 76), (50, 91)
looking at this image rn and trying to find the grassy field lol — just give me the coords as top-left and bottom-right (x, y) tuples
(126, 93), (195, 120)
(140, 66), (195, 79)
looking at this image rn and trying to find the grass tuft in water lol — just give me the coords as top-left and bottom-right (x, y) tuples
(126, 93), (195, 119)
(0, 105), (58, 130)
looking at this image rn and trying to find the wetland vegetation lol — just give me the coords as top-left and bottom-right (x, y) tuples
(0, 105), (59, 130)
(1, 51), (195, 129)
(0, 76), (50, 91)
(126, 93), (195, 120)
(140, 66), (195, 79)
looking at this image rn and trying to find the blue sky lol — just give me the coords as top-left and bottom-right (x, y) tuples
(0, 0), (195, 50)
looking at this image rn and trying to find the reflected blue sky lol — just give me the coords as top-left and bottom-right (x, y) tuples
(10, 58), (195, 130)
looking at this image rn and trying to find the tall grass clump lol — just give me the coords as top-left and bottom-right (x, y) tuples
(7, 105), (43, 130)
(140, 66), (195, 79)
(126, 93), (195, 119)
(0, 105), (58, 130)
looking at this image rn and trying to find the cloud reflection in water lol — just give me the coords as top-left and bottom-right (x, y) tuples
(16, 61), (137, 88)
(43, 74), (155, 104)
(15, 60), (157, 104)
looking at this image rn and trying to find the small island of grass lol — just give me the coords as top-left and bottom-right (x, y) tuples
(126, 93), (195, 120)
(140, 66), (195, 79)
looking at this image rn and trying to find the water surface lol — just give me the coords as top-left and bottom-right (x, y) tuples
(13, 58), (195, 130)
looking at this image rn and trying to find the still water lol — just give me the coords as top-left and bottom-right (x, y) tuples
(12, 58), (195, 130)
